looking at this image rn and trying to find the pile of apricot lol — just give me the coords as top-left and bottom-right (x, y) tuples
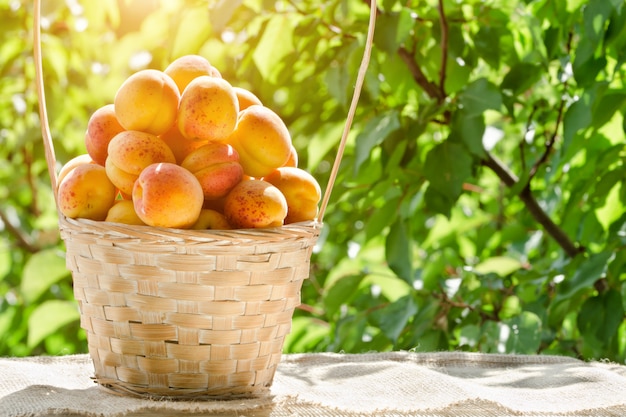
(57, 55), (321, 230)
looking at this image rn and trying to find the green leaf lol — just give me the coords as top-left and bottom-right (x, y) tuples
(354, 111), (401, 175)
(504, 312), (542, 354)
(424, 185), (454, 218)
(583, 0), (613, 48)
(562, 93), (593, 150)
(423, 142), (474, 201)
(450, 111), (486, 157)
(578, 290), (624, 345)
(0, 239), (10, 279)
(374, 8), (414, 54)
(591, 91), (626, 129)
(284, 316), (329, 353)
(595, 181), (623, 232)
(371, 295), (418, 342)
(209, 0), (244, 33)
(324, 275), (365, 319)
(459, 324), (481, 348)
(572, 38), (607, 87)
(171, 6), (213, 58)
(459, 78), (502, 117)
(385, 218), (413, 284)
(253, 15), (294, 81)
(556, 251), (614, 301)
(27, 300), (80, 348)
(21, 249), (70, 304)
(501, 62), (544, 94)
(473, 256), (523, 276)
(365, 195), (400, 241)
(474, 26), (504, 68)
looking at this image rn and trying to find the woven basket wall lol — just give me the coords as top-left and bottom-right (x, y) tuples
(59, 215), (320, 399)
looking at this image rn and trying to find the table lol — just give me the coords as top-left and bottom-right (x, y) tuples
(1, 351), (625, 416)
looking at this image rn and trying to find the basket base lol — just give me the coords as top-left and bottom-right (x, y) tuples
(94, 376), (273, 400)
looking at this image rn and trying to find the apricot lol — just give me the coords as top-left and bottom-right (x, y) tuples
(57, 154), (94, 189)
(226, 105), (292, 178)
(223, 179), (287, 229)
(191, 209), (231, 230)
(234, 86), (262, 110)
(159, 124), (206, 164)
(181, 141), (244, 200)
(209, 66), (222, 78)
(263, 167), (321, 224)
(177, 75), (239, 142)
(164, 54), (214, 94)
(57, 163), (117, 221)
(106, 130), (176, 195)
(114, 69), (180, 135)
(132, 163), (204, 229)
(105, 199), (145, 225)
(84, 104), (125, 166)
(283, 145), (298, 168)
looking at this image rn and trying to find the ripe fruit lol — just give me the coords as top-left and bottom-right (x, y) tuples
(181, 141), (243, 200)
(234, 86), (262, 110)
(283, 145), (298, 168)
(177, 76), (239, 142)
(105, 130), (176, 195)
(58, 164), (116, 221)
(164, 54), (215, 94)
(64, 55), (321, 231)
(159, 124), (206, 164)
(114, 69), (180, 135)
(223, 179), (288, 229)
(57, 153), (94, 188)
(105, 199), (145, 225)
(263, 167), (321, 224)
(84, 104), (125, 166)
(132, 163), (204, 229)
(227, 105), (293, 178)
(192, 209), (231, 230)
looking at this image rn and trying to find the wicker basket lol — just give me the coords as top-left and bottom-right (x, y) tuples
(33, 0), (375, 399)
(60, 215), (319, 398)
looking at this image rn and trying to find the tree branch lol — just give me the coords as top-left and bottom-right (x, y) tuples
(382, 3), (582, 259)
(482, 152), (584, 258)
(524, 29), (573, 186)
(0, 209), (38, 253)
(398, 46), (443, 101)
(437, 0), (448, 99)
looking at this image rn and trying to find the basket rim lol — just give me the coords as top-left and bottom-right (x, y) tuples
(59, 214), (322, 244)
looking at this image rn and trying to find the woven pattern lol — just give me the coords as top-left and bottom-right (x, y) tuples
(59, 215), (320, 399)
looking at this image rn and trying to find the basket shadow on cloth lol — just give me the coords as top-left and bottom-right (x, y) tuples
(60, 215), (320, 399)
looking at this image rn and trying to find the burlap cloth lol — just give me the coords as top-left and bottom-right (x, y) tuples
(1, 351), (625, 416)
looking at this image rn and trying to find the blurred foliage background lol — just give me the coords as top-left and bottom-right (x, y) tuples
(2, 0), (626, 361)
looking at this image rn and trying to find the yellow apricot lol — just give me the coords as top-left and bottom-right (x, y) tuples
(234, 86), (262, 110)
(85, 104), (125, 166)
(106, 130), (176, 195)
(132, 162), (204, 229)
(57, 164), (117, 221)
(227, 105), (292, 178)
(191, 209), (232, 230)
(223, 179), (287, 229)
(105, 199), (145, 225)
(177, 75), (239, 142)
(263, 167), (321, 224)
(114, 69), (180, 135)
(164, 54), (215, 94)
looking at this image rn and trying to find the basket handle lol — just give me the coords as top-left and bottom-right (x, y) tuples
(34, 0), (59, 203)
(316, 0), (377, 222)
(33, 0), (377, 222)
